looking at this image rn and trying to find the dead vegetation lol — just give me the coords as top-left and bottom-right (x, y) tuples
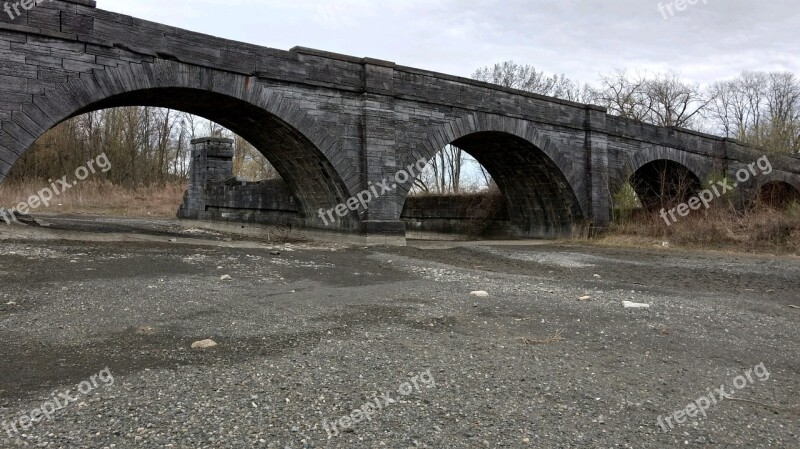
(0, 180), (187, 218)
(604, 201), (800, 254)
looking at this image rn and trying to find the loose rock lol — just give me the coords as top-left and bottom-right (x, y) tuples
(623, 301), (651, 309)
(191, 339), (217, 349)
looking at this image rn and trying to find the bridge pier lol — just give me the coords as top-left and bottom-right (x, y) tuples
(586, 106), (611, 232)
(358, 58), (408, 238)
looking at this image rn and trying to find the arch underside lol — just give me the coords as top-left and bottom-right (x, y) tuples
(451, 132), (583, 238)
(68, 88), (356, 229)
(631, 160), (702, 210)
(757, 181), (800, 208)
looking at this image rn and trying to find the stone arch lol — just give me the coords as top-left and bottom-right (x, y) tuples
(400, 113), (585, 238)
(625, 146), (709, 185)
(752, 172), (800, 208)
(0, 60), (357, 229)
(622, 146), (706, 210)
(753, 170), (800, 192)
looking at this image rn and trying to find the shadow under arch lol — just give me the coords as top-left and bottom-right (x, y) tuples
(402, 114), (585, 239)
(630, 160), (703, 211)
(756, 181), (800, 209)
(0, 61), (358, 230)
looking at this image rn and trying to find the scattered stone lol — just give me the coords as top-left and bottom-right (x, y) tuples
(220, 275), (233, 281)
(578, 296), (592, 301)
(593, 274), (601, 278)
(223, 238), (233, 242)
(169, 238), (178, 243)
(470, 291), (490, 298)
(6, 301), (16, 306)
(136, 326), (155, 335)
(623, 301), (651, 309)
(191, 339), (217, 349)
(270, 251), (281, 256)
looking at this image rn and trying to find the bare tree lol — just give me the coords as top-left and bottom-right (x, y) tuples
(232, 135), (280, 181)
(763, 72), (800, 154)
(472, 61), (582, 99)
(589, 69), (651, 121)
(642, 71), (710, 128)
(705, 71), (800, 154)
(707, 80), (738, 138)
(740, 71), (768, 141)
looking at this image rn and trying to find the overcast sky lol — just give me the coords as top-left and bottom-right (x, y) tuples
(101, 0), (799, 87)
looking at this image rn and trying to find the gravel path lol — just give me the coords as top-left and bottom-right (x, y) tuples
(0, 219), (798, 448)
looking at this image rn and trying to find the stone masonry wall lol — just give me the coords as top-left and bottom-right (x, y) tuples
(401, 194), (511, 238)
(178, 137), (235, 220)
(179, 140), (507, 237)
(178, 138), (301, 226)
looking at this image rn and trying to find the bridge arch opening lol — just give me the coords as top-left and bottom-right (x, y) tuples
(12, 87), (356, 230)
(402, 131), (584, 239)
(756, 181), (800, 209)
(630, 160), (702, 211)
(5, 107), (292, 219)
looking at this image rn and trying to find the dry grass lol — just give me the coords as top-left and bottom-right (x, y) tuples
(598, 202), (800, 255)
(0, 180), (187, 218)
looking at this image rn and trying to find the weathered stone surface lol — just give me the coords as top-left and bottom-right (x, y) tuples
(1, 1), (798, 239)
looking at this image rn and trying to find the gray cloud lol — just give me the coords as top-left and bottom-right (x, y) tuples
(102, 0), (799, 85)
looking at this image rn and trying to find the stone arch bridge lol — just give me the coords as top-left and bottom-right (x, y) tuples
(1, 0), (799, 241)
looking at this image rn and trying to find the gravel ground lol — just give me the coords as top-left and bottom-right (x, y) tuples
(0, 218), (798, 448)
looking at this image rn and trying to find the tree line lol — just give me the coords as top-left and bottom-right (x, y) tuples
(8, 108), (274, 185)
